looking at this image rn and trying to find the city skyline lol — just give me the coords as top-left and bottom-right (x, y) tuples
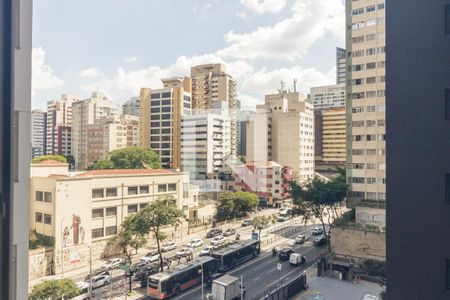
(32, 0), (345, 110)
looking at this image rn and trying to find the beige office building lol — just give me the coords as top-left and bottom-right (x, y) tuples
(140, 77), (192, 169)
(191, 63), (237, 156)
(246, 89), (315, 182)
(346, 0), (386, 224)
(72, 92), (121, 170)
(86, 115), (139, 167)
(30, 160), (198, 274)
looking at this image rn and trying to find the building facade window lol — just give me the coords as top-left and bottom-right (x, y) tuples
(92, 228), (104, 238)
(139, 203), (148, 209)
(106, 188), (117, 197)
(158, 184), (167, 193)
(128, 204), (138, 214)
(44, 214), (52, 225)
(44, 192), (52, 203)
(92, 188), (104, 198)
(168, 183), (177, 192)
(35, 191), (43, 202)
(92, 209), (104, 219)
(105, 207), (117, 216)
(140, 185), (149, 194)
(35, 212), (43, 223)
(128, 186), (138, 195)
(105, 226), (117, 236)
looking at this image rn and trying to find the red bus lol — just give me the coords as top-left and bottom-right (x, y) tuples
(147, 256), (217, 299)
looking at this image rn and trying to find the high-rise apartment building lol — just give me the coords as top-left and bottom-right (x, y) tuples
(122, 96), (140, 117)
(46, 94), (80, 156)
(346, 0), (386, 224)
(72, 92), (121, 170)
(31, 109), (47, 158)
(336, 47), (347, 84)
(140, 77), (192, 169)
(87, 115), (139, 167)
(314, 107), (346, 173)
(387, 2), (450, 298)
(191, 64), (237, 156)
(246, 89), (315, 182)
(180, 102), (231, 179)
(310, 84), (346, 110)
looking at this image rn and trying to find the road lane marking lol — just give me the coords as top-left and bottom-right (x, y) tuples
(253, 276), (260, 282)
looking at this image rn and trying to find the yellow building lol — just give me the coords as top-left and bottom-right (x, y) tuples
(140, 77), (192, 169)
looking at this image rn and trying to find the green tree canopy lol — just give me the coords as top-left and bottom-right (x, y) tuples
(89, 147), (160, 170)
(251, 215), (270, 238)
(29, 279), (80, 300)
(216, 192), (259, 221)
(31, 155), (67, 164)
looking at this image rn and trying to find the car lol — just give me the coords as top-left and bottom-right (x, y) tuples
(176, 247), (193, 256)
(313, 236), (327, 246)
(206, 228), (223, 238)
(360, 294), (380, 300)
(84, 268), (110, 281)
(199, 245), (217, 256)
(223, 228), (236, 237)
(161, 241), (176, 252)
(278, 247), (294, 260)
(186, 238), (203, 248)
(102, 258), (124, 270)
(91, 274), (111, 289)
(295, 234), (307, 244)
(141, 252), (161, 263)
(135, 265), (159, 281)
(130, 261), (148, 274)
(277, 216), (287, 222)
(76, 281), (90, 293)
(241, 219), (252, 227)
(289, 253), (306, 266)
(210, 235), (227, 246)
(311, 227), (324, 236)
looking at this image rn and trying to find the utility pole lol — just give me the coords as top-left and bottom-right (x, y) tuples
(109, 268), (113, 299)
(60, 217), (65, 278)
(201, 264), (204, 300)
(89, 246), (92, 299)
(240, 276), (244, 300)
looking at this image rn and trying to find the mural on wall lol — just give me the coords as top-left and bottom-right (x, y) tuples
(71, 214), (81, 245)
(63, 226), (70, 247)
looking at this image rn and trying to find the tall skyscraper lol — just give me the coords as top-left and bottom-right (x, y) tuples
(122, 96), (140, 117)
(346, 0), (386, 224)
(71, 92), (121, 170)
(191, 63), (237, 156)
(387, 1), (450, 298)
(140, 77), (192, 169)
(46, 94), (80, 156)
(310, 84), (346, 110)
(336, 47), (347, 84)
(246, 88), (315, 182)
(31, 109), (47, 158)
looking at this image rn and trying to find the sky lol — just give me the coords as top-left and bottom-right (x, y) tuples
(32, 0), (345, 110)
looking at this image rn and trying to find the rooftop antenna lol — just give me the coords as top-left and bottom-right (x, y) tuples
(293, 78), (297, 92)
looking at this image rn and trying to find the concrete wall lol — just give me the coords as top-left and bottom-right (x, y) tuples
(29, 248), (54, 281)
(331, 227), (385, 261)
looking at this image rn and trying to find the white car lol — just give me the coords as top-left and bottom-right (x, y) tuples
(186, 238), (203, 248)
(199, 245), (217, 256)
(210, 235), (227, 246)
(295, 234), (307, 244)
(76, 281), (90, 293)
(141, 252), (161, 263)
(102, 258), (124, 270)
(360, 295), (380, 300)
(91, 274), (111, 289)
(176, 247), (193, 256)
(161, 241), (176, 252)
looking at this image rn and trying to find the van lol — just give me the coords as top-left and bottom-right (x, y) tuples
(289, 253), (306, 266)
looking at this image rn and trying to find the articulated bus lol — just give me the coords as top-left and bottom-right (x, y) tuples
(211, 240), (260, 272)
(147, 256), (218, 299)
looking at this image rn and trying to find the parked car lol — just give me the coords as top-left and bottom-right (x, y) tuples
(76, 281), (90, 293)
(360, 294), (380, 300)
(311, 227), (324, 236)
(295, 234), (307, 244)
(277, 216), (287, 222)
(289, 253), (306, 266)
(241, 219), (252, 227)
(176, 247), (193, 256)
(223, 228), (236, 237)
(84, 268), (110, 281)
(278, 248), (294, 261)
(141, 252), (161, 263)
(210, 235), (227, 246)
(313, 236), (327, 246)
(161, 241), (177, 252)
(91, 274), (111, 289)
(135, 265), (159, 281)
(199, 245), (217, 256)
(206, 228), (223, 238)
(130, 261), (148, 274)
(186, 238), (203, 248)
(102, 258), (124, 270)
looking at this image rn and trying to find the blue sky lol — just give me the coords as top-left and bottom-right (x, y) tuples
(32, 0), (345, 110)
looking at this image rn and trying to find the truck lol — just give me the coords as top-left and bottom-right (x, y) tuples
(208, 274), (245, 300)
(289, 253), (306, 266)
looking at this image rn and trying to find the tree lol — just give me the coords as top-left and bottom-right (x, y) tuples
(290, 170), (348, 251)
(380, 290), (386, 300)
(251, 215), (270, 238)
(31, 154), (67, 164)
(138, 196), (185, 271)
(29, 279), (80, 300)
(89, 147), (160, 170)
(217, 192), (235, 221)
(216, 192), (259, 221)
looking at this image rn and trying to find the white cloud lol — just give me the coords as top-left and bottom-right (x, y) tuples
(217, 0), (345, 60)
(124, 56), (137, 63)
(79, 68), (103, 78)
(236, 11), (247, 19)
(239, 94), (263, 110)
(240, 0), (288, 15)
(32, 47), (64, 95)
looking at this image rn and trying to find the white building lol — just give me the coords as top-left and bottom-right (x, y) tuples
(310, 84), (346, 110)
(31, 109), (46, 158)
(30, 160), (199, 274)
(72, 92), (121, 170)
(181, 102), (231, 179)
